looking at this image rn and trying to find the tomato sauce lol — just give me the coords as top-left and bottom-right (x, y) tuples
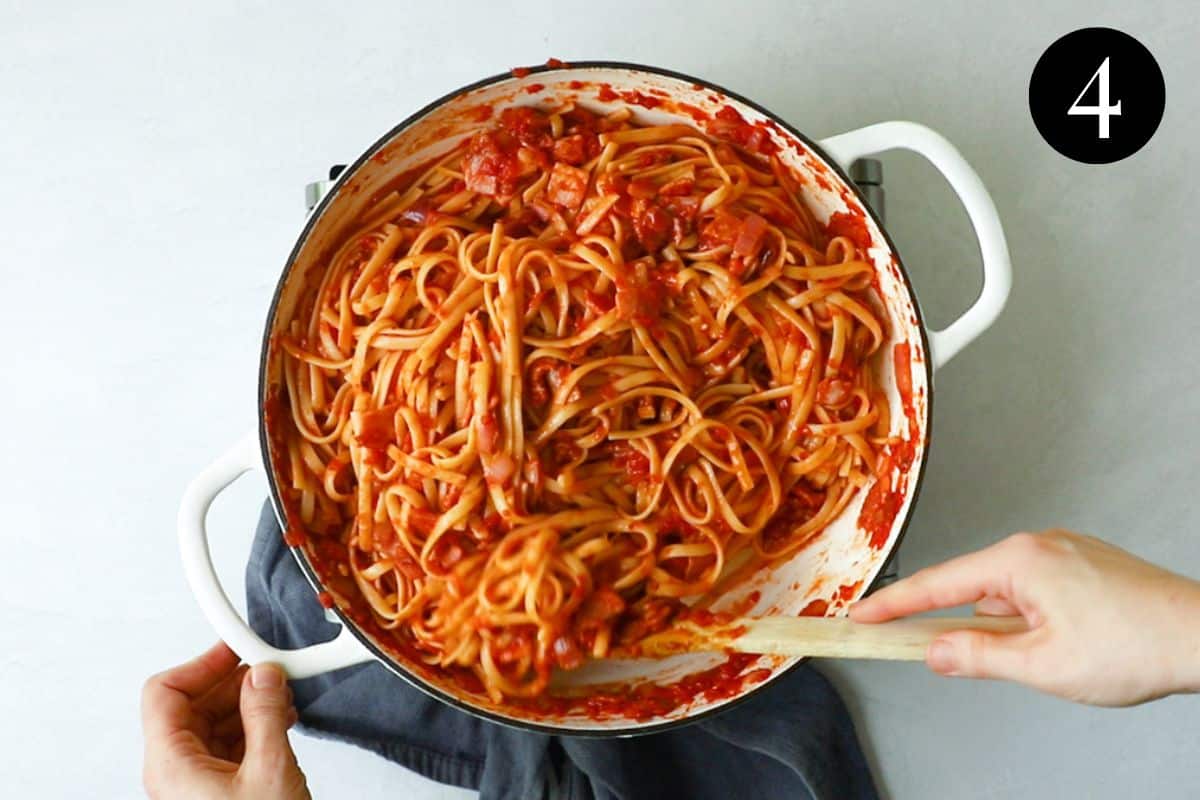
(291, 476), (781, 722)
(569, 652), (765, 721)
(824, 210), (872, 250)
(611, 443), (651, 484)
(283, 526), (305, 548)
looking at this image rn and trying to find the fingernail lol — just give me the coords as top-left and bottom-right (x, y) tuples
(927, 640), (958, 675)
(250, 663), (285, 689)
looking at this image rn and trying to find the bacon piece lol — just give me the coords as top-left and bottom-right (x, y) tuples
(462, 131), (521, 196)
(546, 162), (589, 211)
(732, 212), (768, 258)
(700, 208), (743, 249)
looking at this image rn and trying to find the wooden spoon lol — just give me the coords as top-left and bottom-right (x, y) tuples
(621, 615), (1027, 661)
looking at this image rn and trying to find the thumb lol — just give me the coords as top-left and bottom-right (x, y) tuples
(238, 664), (305, 790)
(926, 630), (1031, 682)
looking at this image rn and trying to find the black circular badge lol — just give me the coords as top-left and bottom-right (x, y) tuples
(1029, 27), (1165, 164)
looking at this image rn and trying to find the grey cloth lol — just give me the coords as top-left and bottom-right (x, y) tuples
(247, 501), (880, 800)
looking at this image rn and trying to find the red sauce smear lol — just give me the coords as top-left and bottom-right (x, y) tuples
(620, 89), (663, 109)
(677, 102), (708, 124)
(859, 482), (902, 550)
(511, 66), (531, 78)
(573, 652), (763, 721)
(800, 599), (829, 617)
(317, 591), (335, 609)
(837, 581), (863, 602)
(857, 343), (919, 549)
(524, 83), (546, 94)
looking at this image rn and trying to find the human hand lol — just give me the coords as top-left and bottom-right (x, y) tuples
(141, 642), (310, 799)
(850, 530), (1200, 706)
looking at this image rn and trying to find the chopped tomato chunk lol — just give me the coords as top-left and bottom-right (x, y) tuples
(632, 201), (672, 251)
(497, 106), (552, 148)
(583, 289), (615, 316)
(552, 134), (588, 165)
(611, 442), (652, 483)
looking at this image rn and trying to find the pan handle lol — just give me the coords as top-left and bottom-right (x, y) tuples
(818, 122), (1012, 371)
(177, 431), (374, 678)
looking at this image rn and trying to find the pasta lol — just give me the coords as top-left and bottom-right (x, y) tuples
(271, 103), (890, 701)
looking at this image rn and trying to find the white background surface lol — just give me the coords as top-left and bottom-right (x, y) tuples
(2, 1), (1198, 798)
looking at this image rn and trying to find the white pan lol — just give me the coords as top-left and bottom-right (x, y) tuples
(178, 62), (1010, 736)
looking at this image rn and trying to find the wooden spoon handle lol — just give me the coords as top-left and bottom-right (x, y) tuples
(729, 616), (1027, 660)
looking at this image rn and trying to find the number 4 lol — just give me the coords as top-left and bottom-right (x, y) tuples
(1068, 57), (1122, 139)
